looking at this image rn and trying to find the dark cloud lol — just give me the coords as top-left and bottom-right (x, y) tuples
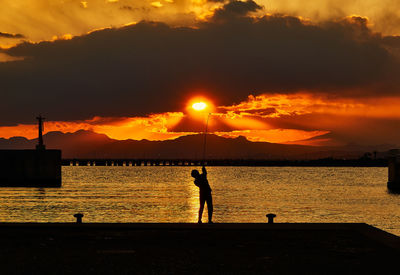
(1, 7), (400, 125)
(238, 108), (277, 116)
(212, 0), (263, 21)
(120, 6), (133, 10)
(381, 35), (400, 49)
(0, 31), (25, 39)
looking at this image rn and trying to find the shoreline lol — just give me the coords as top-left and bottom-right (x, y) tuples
(61, 158), (388, 167)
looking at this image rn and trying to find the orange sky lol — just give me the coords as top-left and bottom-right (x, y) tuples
(1, 1), (400, 147)
(2, 93), (400, 146)
(1, 0), (399, 50)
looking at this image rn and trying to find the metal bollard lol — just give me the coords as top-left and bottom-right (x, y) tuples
(73, 213), (84, 224)
(266, 213), (276, 224)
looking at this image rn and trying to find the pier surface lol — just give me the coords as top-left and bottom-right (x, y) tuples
(0, 223), (399, 274)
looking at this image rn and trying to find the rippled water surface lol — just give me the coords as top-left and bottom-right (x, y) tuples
(1, 166), (400, 235)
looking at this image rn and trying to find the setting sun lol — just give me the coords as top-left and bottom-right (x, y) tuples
(187, 98), (215, 121)
(192, 102), (207, 111)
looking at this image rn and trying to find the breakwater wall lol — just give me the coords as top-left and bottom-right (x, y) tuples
(62, 158), (387, 167)
(0, 150), (61, 187)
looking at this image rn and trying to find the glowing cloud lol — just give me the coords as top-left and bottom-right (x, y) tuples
(0, 113), (184, 141)
(3, 92), (400, 146)
(151, 1), (163, 8)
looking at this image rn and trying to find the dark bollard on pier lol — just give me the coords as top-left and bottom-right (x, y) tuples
(74, 213), (84, 224)
(266, 213), (276, 224)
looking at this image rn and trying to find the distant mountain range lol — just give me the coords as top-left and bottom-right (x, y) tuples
(0, 130), (394, 159)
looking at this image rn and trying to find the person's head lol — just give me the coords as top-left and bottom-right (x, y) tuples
(191, 169), (200, 178)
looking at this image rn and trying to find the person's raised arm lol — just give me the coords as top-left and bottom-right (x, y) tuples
(202, 165), (207, 176)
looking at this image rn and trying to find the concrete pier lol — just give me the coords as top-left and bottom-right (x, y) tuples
(387, 149), (400, 191)
(0, 222), (399, 274)
(0, 149), (61, 187)
(0, 117), (62, 187)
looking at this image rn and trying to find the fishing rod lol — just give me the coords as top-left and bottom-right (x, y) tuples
(202, 113), (211, 164)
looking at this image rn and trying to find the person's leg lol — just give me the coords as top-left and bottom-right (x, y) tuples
(206, 193), (213, 223)
(198, 195), (205, 223)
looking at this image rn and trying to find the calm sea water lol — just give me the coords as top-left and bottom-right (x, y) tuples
(1, 167), (400, 235)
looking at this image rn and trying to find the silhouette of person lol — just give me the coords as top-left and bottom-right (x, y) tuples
(191, 165), (213, 224)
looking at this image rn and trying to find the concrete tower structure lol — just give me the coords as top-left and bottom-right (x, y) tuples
(36, 115), (46, 150)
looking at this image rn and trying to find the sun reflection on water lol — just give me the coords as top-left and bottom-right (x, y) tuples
(1, 166), (400, 236)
